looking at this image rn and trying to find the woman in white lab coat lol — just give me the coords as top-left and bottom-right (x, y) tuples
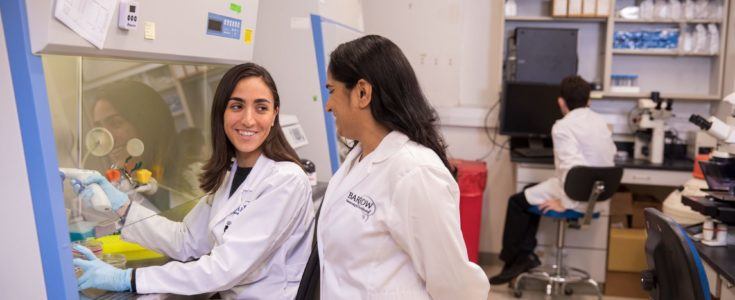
(296, 35), (490, 300)
(72, 63), (314, 299)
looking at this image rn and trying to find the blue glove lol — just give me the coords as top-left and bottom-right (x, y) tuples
(72, 244), (132, 292)
(80, 174), (130, 211)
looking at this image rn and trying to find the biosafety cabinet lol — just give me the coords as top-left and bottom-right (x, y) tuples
(0, 0), (362, 297)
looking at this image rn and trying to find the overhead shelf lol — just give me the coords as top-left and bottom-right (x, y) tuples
(612, 49), (718, 56)
(602, 91), (721, 101)
(505, 16), (608, 23)
(614, 18), (722, 24)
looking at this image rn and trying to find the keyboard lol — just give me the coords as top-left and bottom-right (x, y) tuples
(515, 147), (554, 158)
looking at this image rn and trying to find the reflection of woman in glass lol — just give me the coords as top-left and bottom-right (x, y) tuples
(168, 127), (209, 207)
(72, 63), (313, 298)
(88, 81), (176, 209)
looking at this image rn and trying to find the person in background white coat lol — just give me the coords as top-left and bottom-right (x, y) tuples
(489, 76), (616, 285)
(72, 63), (314, 299)
(296, 35), (490, 300)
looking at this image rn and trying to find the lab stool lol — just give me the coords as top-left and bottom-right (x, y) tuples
(512, 166), (623, 299)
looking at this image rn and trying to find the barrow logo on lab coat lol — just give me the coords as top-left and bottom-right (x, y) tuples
(346, 191), (376, 221)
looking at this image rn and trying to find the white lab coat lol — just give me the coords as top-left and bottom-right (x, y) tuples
(121, 155), (314, 299)
(524, 107), (616, 211)
(317, 131), (490, 300)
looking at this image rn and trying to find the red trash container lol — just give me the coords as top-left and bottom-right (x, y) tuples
(450, 159), (487, 263)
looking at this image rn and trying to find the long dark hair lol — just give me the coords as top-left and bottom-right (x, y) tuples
(200, 63), (301, 194)
(328, 35), (453, 173)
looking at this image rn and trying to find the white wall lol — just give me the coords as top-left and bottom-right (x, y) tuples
(0, 14), (48, 299)
(318, 0), (365, 31)
(363, 0), (462, 107)
(363, 0), (510, 255)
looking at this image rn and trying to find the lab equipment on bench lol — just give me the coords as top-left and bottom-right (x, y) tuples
(630, 92), (673, 164)
(687, 92), (735, 203)
(701, 217), (728, 246)
(689, 92), (735, 157)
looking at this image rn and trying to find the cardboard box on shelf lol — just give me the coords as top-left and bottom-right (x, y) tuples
(610, 214), (629, 229)
(568, 0), (583, 16)
(610, 192), (634, 228)
(608, 228), (647, 272)
(582, 0), (596, 16)
(611, 192), (634, 215)
(552, 0), (569, 17)
(632, 200), (662, 229)
(605, 271), (649, 298)
(596, 0), (610, 17)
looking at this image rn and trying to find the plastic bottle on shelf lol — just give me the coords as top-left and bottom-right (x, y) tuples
(670, 0), (682, 20)
(710, 0), (723, 21)
(654, 0), (670, 20)
(682, 27), (694, 52)
(693, 24), (707, 53)
(708, 24), (719, 54)
(640, 0), (655, 20)
(505, 0), (517, 17)
(693, 0), (708, 19)
(684, 0), (695, 20)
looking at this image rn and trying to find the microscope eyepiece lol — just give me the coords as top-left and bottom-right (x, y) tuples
(689, 114), (712, 130)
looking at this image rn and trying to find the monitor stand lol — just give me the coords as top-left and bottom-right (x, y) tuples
(515, 137), (554, 158)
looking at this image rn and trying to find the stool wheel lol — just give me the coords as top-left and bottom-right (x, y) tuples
(564, 287), (574, 295)
(513, 290), (522, 298)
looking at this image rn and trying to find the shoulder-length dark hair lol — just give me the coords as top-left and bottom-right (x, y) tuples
(328, 35), (453, 173)
(200, 63), (302, 194)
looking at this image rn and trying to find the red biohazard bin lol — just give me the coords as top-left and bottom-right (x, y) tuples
(450, 159), (487, 263)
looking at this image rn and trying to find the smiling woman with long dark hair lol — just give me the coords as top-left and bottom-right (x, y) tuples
(71, 63), (314, 299)
(297, 35), (490, 300)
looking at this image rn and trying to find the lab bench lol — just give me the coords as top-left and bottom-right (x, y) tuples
(682, 195), (735, 299)
(79, 182), (329, 299)
(512, 155), (693, 284)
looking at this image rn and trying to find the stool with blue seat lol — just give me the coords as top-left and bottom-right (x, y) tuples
(512, 166), (623, 299)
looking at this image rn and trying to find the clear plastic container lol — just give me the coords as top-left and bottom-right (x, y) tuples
(611, 74), (641, 93)
(72, 239), (103, 259)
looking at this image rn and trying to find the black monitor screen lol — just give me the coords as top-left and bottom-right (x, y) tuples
(500, 82), (563, 137)
(208, 19), (223, 32)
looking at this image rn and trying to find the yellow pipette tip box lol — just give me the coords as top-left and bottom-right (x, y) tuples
(96, 234), (164, 262)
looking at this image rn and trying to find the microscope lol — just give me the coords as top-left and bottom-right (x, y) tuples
(687, 92), (735, 246)
(632, 92), (673, 164)
(689, 92), (735, 158)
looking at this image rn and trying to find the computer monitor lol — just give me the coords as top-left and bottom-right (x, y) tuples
(499, 81), (564, 137)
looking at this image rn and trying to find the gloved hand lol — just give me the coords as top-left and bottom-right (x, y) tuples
(72, 244), (132, 292)
(80, 174), (130, 211)
(134, 177), (158, 196)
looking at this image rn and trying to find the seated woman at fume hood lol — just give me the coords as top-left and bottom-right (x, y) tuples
(71, 63), (314, 298)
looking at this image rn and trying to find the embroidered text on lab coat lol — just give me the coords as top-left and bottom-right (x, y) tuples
(346, 191), (376, 221)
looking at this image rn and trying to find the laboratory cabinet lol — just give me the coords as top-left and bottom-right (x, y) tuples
(497, 0), (734, 101)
